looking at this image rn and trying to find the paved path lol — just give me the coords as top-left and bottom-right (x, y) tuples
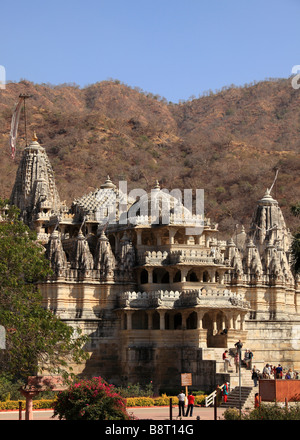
(0, 406), (226, 421)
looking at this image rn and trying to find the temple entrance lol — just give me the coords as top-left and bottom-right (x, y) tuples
(203, 311), (227, 348)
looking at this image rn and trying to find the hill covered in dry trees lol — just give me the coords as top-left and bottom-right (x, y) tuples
(0, 78), (299, 236)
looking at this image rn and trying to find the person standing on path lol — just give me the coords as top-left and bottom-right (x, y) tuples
(234, 351), (239, 373)
(177, 390), (186, 417)
(222, 383), (229, 403)
(185, 392), (195, 417)
(251, 366), (259, 387)
(223, 350), (232, 372)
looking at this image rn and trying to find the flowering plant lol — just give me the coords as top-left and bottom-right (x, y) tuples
(53, 377), (131, 420)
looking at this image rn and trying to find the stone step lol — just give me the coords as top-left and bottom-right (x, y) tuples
(221, 386), (256, 410)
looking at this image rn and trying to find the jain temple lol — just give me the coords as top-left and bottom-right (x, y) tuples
(8, 133), (300, 392)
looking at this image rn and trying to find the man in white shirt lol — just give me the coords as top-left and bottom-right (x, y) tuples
(177, 390), (186, 417)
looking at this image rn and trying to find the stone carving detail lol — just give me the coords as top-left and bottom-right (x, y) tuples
(94, 230), (116, 280)
(46, 230), (67, 273)
(73, 231), (94, 272)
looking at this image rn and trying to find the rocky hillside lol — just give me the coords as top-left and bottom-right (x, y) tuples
(0, 78), (299, 235)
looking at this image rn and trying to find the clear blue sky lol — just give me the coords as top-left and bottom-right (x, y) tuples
(1, 0), (299, 102)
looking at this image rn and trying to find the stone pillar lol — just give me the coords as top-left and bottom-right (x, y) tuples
(136, 229), (142, 246)
(158, 310), (165, 330)
(148, 267), (153, 284)
(146, 310), (153, 330)
(196, 310), (204, 329)
(212, 312), (218, 335)
(209, 270), (216, 283)
(126, 310), (133, 330)
(169, 228), (177, 245)
(181, 268), (189, 283)
(240, 313), (245, 330)
(20, 390), (39, 420)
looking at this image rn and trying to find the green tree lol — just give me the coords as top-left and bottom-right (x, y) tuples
(0, 199), (88, 381)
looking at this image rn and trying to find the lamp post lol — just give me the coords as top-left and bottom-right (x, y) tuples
(239, 346), (242, 418)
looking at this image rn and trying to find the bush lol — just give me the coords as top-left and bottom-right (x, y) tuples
(53, 377), (131, 420)
(0, 399), (56, 410)
(0, 374), (24, 401)
(114, 382), (153, 398)
(244, 403), (300, 420)
(223, 407), (241, 420)
(126, 397), (155, 407)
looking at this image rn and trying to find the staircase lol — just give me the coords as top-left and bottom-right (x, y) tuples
(202, 347), (260, 410)
(221, 386), (256, 410)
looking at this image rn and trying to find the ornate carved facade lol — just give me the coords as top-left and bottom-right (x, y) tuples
(9, 135), (300, 391)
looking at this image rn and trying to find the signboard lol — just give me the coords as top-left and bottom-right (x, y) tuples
(181, 373), (192, 387)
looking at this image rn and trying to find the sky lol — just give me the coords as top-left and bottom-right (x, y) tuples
(1, 0), (300, 102)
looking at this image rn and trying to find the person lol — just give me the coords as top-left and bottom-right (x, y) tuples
(177, 390), (186, 417)
(247, 350), (253, 370)
(234, 351), (239, 373)
(252, 366), (259, 387)
(276, 364), (283, 379)
(243, 350), (250, 368)
(263, 364), (270, 379)
(215, 385), (223, 406)
(234, 340), (243, 363)
(285, 368), (293, 379)
(223, 350), (232, 372)
(222, 382), (229, 403)
(255, 393), (260, 408)
(185, 392), (195, 417)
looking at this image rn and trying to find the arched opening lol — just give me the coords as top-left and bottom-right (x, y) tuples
(187, 270), (199, 282)
(203, 271), (210, 282)
(161, 271), (170, 283)
(187, 311), (197, 329)
(174, 230), (185, 244)
(132, 311), (148, 329)
(153, 268), (169, 284)
(161, 231), (169, 245)
(140, 269), (148, 284)
(174, 313), (182, 330)
(173, 270), (181, 283)
(152, 311), (160, 329)
(142, 231), (155, 246)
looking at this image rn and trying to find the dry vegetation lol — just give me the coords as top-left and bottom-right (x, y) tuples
(0, 78), (299, 236)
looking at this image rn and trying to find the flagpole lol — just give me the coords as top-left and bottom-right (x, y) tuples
(19, 94), (31, 147)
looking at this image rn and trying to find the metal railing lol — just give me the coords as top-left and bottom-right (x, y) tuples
(205, 383), (226, 407)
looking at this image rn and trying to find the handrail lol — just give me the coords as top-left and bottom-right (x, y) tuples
(205, 383), (226, 407)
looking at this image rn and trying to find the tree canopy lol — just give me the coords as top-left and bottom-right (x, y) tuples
(0, 199), (88, 380)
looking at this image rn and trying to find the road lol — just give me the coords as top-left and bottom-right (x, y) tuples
(0, 406), (226, 421)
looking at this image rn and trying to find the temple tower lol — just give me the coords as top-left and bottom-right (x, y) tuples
(10, 133), (61, 237)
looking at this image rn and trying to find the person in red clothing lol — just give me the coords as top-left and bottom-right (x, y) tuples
(255, 393), (261, 408)
(185, 392), (195, 417)
(222, 382), (229, 403)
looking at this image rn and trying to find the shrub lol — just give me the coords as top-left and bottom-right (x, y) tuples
(244, 403), (300, 420)
(0, 399), (56, 410)
(53, 377), (131, 420)
(223, 407), (241, 420)
(126, 397), (155, 407)
(115, 382), (153, 398)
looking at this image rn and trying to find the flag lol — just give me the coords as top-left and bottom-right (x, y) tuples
(9, 97), (23, 160)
